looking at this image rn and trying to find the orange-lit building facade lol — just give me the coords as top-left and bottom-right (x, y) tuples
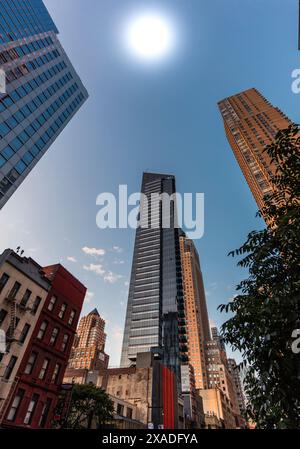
(218, 88), (291, 212)
(68, 308), (108, 370)
(179, 233), (210, 390)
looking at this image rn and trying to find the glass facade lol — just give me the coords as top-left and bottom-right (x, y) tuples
(0, 0), (88, 209)
(0, 0), (58, 44)
(120, 173), (187, 382)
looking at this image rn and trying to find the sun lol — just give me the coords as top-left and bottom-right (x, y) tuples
(125, 12), (175, 63)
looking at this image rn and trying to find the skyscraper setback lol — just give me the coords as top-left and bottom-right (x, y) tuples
(120, 173), (187, 382)
(0, 0), (88, 209)
(218, 88), (291, 211)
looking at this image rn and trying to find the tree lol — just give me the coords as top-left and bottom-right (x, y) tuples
(219, 124), (300, 429)
(55, 383), (114, 429)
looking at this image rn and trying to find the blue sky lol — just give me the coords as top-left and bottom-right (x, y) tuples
(0, 0), (299, 365)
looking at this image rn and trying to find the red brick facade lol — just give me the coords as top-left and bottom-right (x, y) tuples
(1, 264), (86, 429)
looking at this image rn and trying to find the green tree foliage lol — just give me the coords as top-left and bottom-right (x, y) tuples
(55, 383), (114, 429)
(219, 125), (300, 428)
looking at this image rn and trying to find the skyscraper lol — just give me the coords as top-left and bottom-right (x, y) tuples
(227, 358), (246, 416)
(0, 0), (88, 209)
(120, 173), (187, 383)
(68, 308), (109, 370)
(211, 326), (225, 351)
(218, 88), (291, 211)
(179, 232), (210, 390)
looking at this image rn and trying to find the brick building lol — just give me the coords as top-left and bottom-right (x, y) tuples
(0, 251), (86, 429)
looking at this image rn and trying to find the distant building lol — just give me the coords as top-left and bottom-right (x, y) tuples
(211, 326), (225, 351)
(228, 358), (247, 414)
(206, 333), (243, 428)
(68, 308), (109, 370)
(0, 249), (86, 429)
(0, 0), (88, 209)
(199, 388), (236, 429)
(180, 364), (205, 429)
(218, 88), (292, 213)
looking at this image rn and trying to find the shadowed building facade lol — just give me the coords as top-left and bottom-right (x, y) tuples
(0, 0), (88, 209)
(218, 88), (291, 212)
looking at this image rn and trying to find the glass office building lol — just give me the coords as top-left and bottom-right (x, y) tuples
(120, 173), (187, 382)
(0, 0), (88, 209)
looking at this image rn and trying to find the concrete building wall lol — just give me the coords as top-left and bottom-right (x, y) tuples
(199, 388), (236, 429)
(97, 367), (153, 426)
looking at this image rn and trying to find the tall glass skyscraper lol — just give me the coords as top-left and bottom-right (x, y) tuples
(120, 173), (188, 383)
(0, 0), (88, 209)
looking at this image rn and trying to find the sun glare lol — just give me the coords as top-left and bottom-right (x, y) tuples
(124, 12), (175, 63)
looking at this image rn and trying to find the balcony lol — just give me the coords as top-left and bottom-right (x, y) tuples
(179, 335), (188, 343)
(179, 344), (188, 353)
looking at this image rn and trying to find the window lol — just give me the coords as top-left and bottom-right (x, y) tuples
(24, 393), (39, 425)
(9, 281), (21, 299)
(126, 408), (133, 420)
(58, 303), (67, 320)
(31, 296), (42, 315)
(25, 352), (37, 375)
(61, 334), (69, 352)
(2, 146), (14, 161)
(38, 358), (50, 380)
(51, 363), (61, 384)
(0, 177), (12, 194)
(116, 403), (124, 416)
(20, 289), (32, 307)
(7, 389), (25, 422)
(0, 309), (8, 325)
(19, 323), (30, 344)
(49, 327), (59, 346)
(15, 160), (27, 174)
(4, 355), (17, 380)
(0, 273), (9, 293)
(0, 154), (5, 168)
(48, 295), (57, 312)
(68, 310), (76, 326)
(39, 398), (52, 428)
(37, 321), (48, 340)
(10, 137), (22, 151)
